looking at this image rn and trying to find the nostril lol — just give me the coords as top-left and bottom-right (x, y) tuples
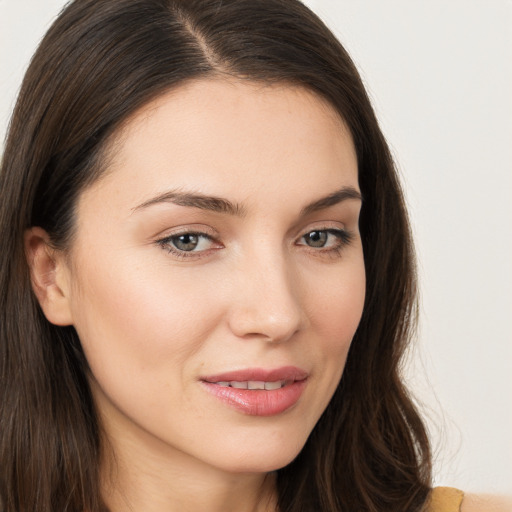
(227, 307), (304, 343)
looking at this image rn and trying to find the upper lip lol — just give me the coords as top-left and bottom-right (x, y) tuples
(201, 366), (308, 383)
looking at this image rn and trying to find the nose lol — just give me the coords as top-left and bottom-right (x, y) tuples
(227, 250), (306, 343)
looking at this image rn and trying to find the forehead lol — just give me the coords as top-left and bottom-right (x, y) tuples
(80, 79), (358, 215)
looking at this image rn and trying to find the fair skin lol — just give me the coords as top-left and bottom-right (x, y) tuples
(26, 80), (366, 511)
(462, 494), (512, 512)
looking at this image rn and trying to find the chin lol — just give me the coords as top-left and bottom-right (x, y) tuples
(208, 432), (309, 475)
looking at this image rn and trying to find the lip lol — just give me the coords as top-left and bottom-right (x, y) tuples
(202, 366), (308, 384)
(200, 366), (308, 416)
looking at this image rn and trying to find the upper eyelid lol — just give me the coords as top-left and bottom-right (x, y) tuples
(300, 227), (346, 236)
(297, 228), (351, 243)
(293, 221), (347, 239)
(156, 231), (218, 249)
(159, 231), (213, 241)
(154, 225), (218, 240)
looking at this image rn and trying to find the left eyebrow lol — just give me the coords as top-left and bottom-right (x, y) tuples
(300, 186), (362, 216)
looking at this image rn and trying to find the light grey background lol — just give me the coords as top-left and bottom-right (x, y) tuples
(1, 0), (511, 494)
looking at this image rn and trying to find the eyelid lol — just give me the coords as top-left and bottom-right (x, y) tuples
(154, 225), (223, 259)
(295, 225), (355, 255)
(293, 220), (347, 238)
(296, 227), (352, 244)
(153, 223), (219, 240)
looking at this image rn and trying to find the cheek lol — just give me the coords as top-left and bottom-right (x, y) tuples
(68, 255), (225, 382)
(298, 252), (366, 406)
(307, 255), (366, 342)
(68, 256), (230, 447)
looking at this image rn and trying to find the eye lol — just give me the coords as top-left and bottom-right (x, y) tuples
(298, 228), (352, 250)
(171, 233), (204, 252)
(157, 231), (219, 256)
(302, 230), (329, 248)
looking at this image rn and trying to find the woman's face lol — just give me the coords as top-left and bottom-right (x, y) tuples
(61, 79), (365, 474)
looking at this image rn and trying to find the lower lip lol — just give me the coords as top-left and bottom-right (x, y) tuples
(201, 380), (307, 416)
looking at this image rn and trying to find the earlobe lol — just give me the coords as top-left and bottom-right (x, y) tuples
(24, 227), (74, 326)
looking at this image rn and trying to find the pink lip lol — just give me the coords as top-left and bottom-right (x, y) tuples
(201, 366), (308, 417)
(202, 366), (308, 383)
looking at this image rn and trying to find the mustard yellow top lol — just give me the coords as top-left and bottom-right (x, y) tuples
(428, 487), (465, 512)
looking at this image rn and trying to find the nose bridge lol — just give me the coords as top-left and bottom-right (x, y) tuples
(228, 240), (305, 342)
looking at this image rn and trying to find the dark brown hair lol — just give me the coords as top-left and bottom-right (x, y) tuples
(0, 0), (431, 510)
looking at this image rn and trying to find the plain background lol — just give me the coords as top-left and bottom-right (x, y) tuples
(1, 0), (511, 495)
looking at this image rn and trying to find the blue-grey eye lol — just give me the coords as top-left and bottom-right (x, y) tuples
(172, 233), (200, 251)
(303, 230), (329, 248)
(158, 231), (218, 256)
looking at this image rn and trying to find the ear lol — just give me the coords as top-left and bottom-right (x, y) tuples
(24, 227), (74, 326)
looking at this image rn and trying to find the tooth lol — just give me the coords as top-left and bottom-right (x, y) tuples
(216, 382), (230, 387)
(248, 381), (265, 390)
(231, 381), (248, 389)
(264, 381), (283, 390)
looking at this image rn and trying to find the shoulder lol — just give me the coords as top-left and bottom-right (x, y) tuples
(428, 487), (464, 512)
(460, 492), (512, 512)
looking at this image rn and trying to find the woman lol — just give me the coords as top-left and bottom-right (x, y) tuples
(0, 1), (507, 511)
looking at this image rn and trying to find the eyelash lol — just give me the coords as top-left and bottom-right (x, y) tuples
(297, 228), (354, 258)
(156, 228), (354, 260)
(156, 231), (219, 260)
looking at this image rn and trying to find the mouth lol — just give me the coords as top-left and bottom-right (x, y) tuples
(212, 380), (288, 390)
(202, 365), (308, 384)
(201, 366), (308, 416)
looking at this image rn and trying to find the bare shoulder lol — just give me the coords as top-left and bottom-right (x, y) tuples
(461, 493), (512, 512)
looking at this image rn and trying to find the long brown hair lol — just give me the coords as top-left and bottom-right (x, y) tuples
(0, 1), (431, 510)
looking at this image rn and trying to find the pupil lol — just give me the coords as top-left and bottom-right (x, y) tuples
(307, 231), (327, 247)
(174, 234), (199, 251)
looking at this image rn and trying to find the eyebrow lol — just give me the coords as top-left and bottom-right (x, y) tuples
(300, 186), (362, 216)
(132, 186), (362, 217)
(133, 190), (247, 216)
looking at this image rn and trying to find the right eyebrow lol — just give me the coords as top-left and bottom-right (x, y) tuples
(132, 190), (247, 217)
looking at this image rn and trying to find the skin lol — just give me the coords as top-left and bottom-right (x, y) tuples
(462, 493), (512, 512)
(27, 79), (365, 511)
